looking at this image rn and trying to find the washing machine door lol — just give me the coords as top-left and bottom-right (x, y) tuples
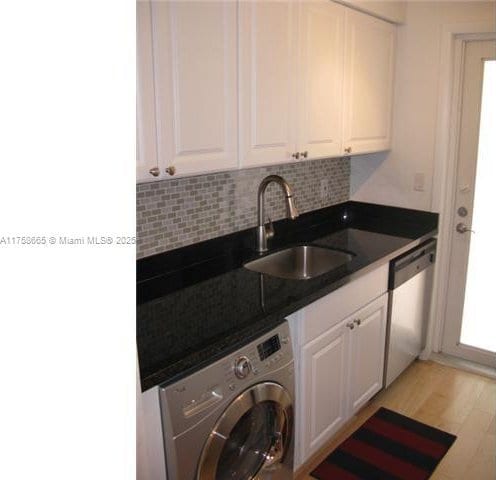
(197, 382), (293, 480)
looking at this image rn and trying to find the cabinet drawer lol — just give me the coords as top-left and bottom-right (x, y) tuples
(301, 264), (388, 344)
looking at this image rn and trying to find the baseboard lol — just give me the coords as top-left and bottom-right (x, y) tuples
(429, 352), (496, 380)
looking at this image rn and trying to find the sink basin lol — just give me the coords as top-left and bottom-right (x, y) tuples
(244, 245), (354, 280)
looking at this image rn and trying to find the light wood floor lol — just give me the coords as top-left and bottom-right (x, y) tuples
(296, 360), (496, 480)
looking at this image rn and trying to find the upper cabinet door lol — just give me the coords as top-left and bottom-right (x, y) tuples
(239, 0), (298, 167)
(137, 1), (159, 182)
(343, 9), (395, 155)
(297, 1), (344, 160)
(151, 1), (237, 178)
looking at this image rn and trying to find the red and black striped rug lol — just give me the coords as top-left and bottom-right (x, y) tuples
(310, 407), (456, 480)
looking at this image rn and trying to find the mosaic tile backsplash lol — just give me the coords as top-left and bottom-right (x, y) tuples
(137, 157), (350, 258)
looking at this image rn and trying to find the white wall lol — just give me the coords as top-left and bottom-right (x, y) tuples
(337, 1), (407, 23)
(350, 1), (496, 211)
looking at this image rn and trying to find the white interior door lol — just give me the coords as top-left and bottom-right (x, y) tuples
(442, 40), (496, 367)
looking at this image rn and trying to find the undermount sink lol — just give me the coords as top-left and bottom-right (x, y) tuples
(244, 245), (354, 280)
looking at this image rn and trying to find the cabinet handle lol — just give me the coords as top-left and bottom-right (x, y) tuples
(291, 152), (300, 160)
(353, 319), (361, 326)
(344, 147), (352, 154)
(301, 151), (308, 158)
(346, 322), (355, 330)
(149, 167), (160, 177)
(165, 166), (176, 176)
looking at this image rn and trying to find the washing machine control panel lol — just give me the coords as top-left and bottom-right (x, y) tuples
(229, 331), (291, 381)
(232, 332), (286, 379)
(257, 334), (281, 360)
(162, 322), (293, 436)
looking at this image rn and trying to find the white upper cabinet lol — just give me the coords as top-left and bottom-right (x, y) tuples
(137, 1), (159, 182)
(136, 1), (397, 181)
(239, 0), (346, 167)
(240, 0), (395, 166)
(151, 1), (238, 178)
(297, 0), (344, 159)
(343, 8), (396, 155)
(238, 0), (298, 167)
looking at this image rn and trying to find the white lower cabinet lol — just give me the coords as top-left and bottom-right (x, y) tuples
(302, 316), (350, 456)
(291, 265), (389, 467)
(349, 295), (388, 415)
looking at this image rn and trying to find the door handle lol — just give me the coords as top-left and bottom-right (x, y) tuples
(456, 223), (475, 234)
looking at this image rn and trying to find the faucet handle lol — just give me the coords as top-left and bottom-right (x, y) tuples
(265, 218), (275, 239)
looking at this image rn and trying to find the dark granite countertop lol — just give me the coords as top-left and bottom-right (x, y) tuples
(137, 201), (438, 391)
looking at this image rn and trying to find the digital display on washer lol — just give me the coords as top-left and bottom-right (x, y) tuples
(257, 334), (281, 361)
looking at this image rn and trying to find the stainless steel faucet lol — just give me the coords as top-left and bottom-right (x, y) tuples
(256, 175), (299, 252)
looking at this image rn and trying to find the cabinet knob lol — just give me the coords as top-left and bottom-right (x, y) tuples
(301, 151), (308, 158)
(353, 318), (361, 326)
(291, 152), (300, 160)
(344, 147), (352, 154)
(346, 322), (355, 330)
(165, 166), (176, 176)
(149, 167), (160, 177)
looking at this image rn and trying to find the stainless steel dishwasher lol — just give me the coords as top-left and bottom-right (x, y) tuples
(384, 239), (437, 388)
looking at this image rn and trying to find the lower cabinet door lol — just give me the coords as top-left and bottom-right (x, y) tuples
(301, 319), (350, 462)
(349, 294), (388, 415)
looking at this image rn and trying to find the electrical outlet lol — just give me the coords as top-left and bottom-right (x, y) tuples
(320, 179), (329, 201)
(414, 173), (425, 192)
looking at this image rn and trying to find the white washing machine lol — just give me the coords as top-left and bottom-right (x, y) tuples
(160, 321), (295, 480)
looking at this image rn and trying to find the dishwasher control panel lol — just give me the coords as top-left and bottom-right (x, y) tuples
(389, 238), (436, 289)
